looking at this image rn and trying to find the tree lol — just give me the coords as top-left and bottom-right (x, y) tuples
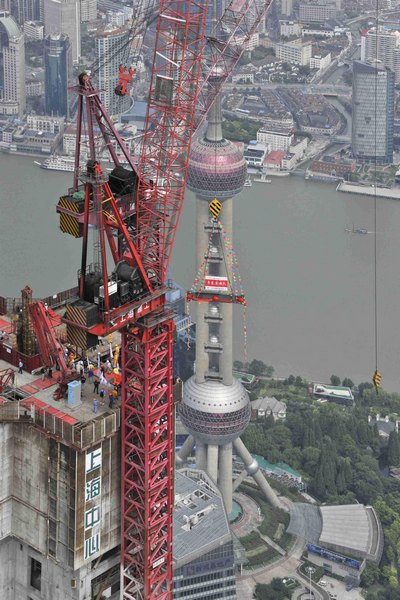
(361, 562), (381, 587)
(342, 377), (354, 388)
(388, 431), (400, 467)
(330, 375), (341, 386)
(248, 359), (269, 376)
(233, 360), (244, 371)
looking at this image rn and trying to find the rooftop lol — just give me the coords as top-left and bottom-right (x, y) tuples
(288, 503), (383, 562)
(173, 468), (231, 568)
(251, 396), (286, 413)
(264, 150), (285, 165)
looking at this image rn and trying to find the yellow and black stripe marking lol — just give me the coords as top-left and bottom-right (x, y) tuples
(372, 370), (381, 391)
(66, 304), (88, 327)
(57, 196), (83, 238)
(67, 324), (88, 351)
(209, 198), (222, 219)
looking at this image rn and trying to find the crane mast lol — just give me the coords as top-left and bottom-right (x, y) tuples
(49, 0), (275, 598)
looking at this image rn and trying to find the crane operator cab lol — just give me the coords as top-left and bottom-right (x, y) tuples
(115, 65), (136, 96)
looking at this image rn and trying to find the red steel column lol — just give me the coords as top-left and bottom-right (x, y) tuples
(121, 313), (174, 600)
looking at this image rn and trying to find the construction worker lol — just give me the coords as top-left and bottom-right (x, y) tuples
(115, 65), (136, 96)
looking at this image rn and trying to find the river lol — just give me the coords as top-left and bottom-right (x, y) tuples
(1, 153), (400, 391)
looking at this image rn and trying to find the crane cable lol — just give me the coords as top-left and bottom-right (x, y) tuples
(372, 0), (381, 393)
(89, 0), (158, 80)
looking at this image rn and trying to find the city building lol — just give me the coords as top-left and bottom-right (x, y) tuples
(80, 0), (96, 22)
(263, 149), (286, 170)
(23, 20), (44, 40)
(288, 503), (383, 584)
(177, 87), (282, 514)
(289, 136), (308, 159)
(27, 114), (65, 133)
(250, 397), (287, 421)
(232, 68), (255, 84)
(244, 141), (268, 167)
(352, 60), (394, 164)
(0, 12), (25, 117)
(44, 0), (81, 64)
(299, 2), (336, 22)
(8, 0), (42, 23)
(280, 20), (302, 37)
(361, 28), (400, 82)
(310, 50), (331, 70)
(0, 378), (236, 600)
(302, 24), (334, 37)
(281, 0), (293, 17)
(96, 25), (132, 115)
(44, 33), (71, 118)
(281, 151), (297, 170)
(275, 38), (312, 65)
(310, 382), (354, 405)
(173, 469), (237, 600)
(368, 414), (399, 440)
(257, 124), (294, 151)
(311, 155), (356, 177)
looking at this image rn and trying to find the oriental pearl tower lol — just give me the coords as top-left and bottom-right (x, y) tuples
(176, 85), (281, 514)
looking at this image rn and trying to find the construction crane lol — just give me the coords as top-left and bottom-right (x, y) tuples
(50, 0), (274, 599)
(29, 301), (78, 400)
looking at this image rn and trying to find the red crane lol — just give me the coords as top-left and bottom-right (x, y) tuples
(52, 0), (274, 598)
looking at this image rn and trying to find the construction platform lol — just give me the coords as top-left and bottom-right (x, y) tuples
(0, 358), (120, 449)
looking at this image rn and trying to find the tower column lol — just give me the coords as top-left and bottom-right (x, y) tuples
(218, 443), (233, 514)
(207, 444), (219, 483)
(196, 442), (207, 470)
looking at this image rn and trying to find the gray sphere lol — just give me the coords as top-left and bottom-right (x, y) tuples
(179, 377), (251, 445)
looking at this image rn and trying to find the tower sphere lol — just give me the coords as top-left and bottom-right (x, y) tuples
(187, 137), (247, 201)
(179, 377), (251, 444)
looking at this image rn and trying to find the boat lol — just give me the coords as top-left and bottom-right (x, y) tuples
(40, 155), (76, 172)
(244, 176), (252, 187)
(345, 225), (369, 235)
(254, 174), (272, 184)
(33, 160), (41, 166)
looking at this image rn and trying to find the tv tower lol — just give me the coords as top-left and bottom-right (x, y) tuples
(176, 89), (281, 514)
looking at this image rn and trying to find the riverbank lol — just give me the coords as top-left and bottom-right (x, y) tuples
(336, 181), (400, 199)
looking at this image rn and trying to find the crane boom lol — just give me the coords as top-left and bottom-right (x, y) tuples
(196, 0), (274, 126)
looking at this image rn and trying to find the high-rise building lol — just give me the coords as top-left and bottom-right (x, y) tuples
(0, 378), (236, 600)
(9, 0), (42, 23)
(80, 0), (96, 22)
(362, 28), (400, 83)
(96, 25), (131, 116)
(176, 91), (282, 515)
(173, 469), (237, 600)
(44, 0), (80, 63)
(0, 12), (25, 117)
(281, 0), (293, 17)
(44, 33), (71, 117)
(352, 60), (395, 164)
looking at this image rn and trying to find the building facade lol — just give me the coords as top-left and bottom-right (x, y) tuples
(0, 12), (25, 117)
(80, 0), (96, 21)
(275, 38), (312, 65)
(96, 26), (132, 115)
(352, 60), (394, 164)
(257, 125), (294, 151)
(299, 3), (336, 22)
(44, 0), (80, 63)
(362, 29), (400, 82)
(279, 20), (302, 37)
(45, 33), (71, 117)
